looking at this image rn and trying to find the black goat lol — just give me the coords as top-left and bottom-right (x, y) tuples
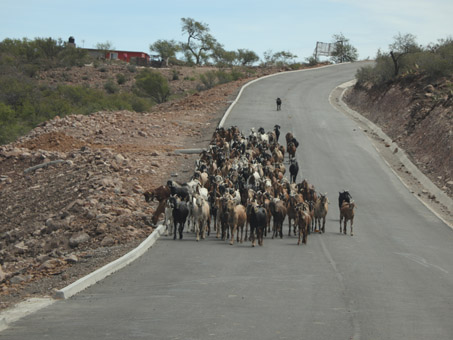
(289, 159), (299, 184)
(249, 205), (267, 247)
(168, 195), (189, 240)
(167, 180), (191, 201)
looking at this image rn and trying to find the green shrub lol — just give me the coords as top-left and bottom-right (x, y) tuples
(116, 73), (127, 85)
(230, 68), (244, 81)
(104, 79), (119, 94)
(288, 63), (302, 70)
(199, 71), (217, 89)
(172, 69), (179, 80)
(135, 69), (170, 103)
(215, 70), (232, 84)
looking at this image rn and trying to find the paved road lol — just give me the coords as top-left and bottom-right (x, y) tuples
(2, 62), (453, 339)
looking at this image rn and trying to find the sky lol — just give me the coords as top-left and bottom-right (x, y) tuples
(1, 0), (452, 62)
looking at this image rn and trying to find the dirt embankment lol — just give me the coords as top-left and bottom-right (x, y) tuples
(344, 75), (453, 199)
(0, 65), (286, 311)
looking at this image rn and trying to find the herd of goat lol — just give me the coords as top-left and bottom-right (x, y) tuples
(144, 125), (356, 247)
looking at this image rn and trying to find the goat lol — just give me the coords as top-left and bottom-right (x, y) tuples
(338, 190), (352, 210)
(164, 199), (174, 236)
(269, 199), (287, 239)
(286, 194), (299, 236)
(287, 141), (297, 160)
(249, 204), (267, 247)
(340, 201), (355, 236)
(193, 194), (210, 241)
(296, 203), (311, 245)
(168, 195), (189, 240)
(143, 185), (171, 225)
(276, 98), (282, 111)
(167, 180), (191, 201)
(313, 193), (329, 233)
(227, 200), (247, 245)
(274, 125), (281, 142)
(285, 132), (294, 150)
(289, 159), (299, 184)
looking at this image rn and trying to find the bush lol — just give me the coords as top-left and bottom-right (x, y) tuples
(215, 70), (233, 84)
(104, 79), (119, 94)
(230, 68), (244, 81)
(172, 69), (179, 80)
(356, 38), (453, 86)
(116, 73), (127, 85)
(199, 71), (217, 89)
(135, 69), (170, 103)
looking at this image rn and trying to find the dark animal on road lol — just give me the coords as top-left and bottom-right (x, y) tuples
(168, 195), (189, 240)
(340, 201), (355, 236)
(338, 190), (352, 210)
(269, 199), (287, 239)
(289, 159), (299, 184)
(276, 98), (282, 111)
(249, 205), (267, 247)
(167, 180), (191, 201)
(285, 132), (293, 150)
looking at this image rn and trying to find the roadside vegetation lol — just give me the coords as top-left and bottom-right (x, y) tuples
(355, 33), (453, 87)
(0, 18), (357, 145)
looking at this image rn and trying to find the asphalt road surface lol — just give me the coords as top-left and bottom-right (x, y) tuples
(2, 62), (452, 340)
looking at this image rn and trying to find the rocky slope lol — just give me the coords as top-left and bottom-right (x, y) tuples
(1, 65), (276, 310)
(344, 75), (453, 199)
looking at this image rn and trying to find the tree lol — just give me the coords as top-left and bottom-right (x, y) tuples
(237, 49), (259, 66)
(135, 69), (170, 104)
(330, 33), (358, 63)
(273, 51), (298, 65)
(149, 39), (180, 67)
(180, 17), (217, 65)
(96, 41), (115, 54)
(210, 42), (237, 67)
(262, 50), (298, 66)
(262, 50), (277, 66)
(388, 33), (420, 76)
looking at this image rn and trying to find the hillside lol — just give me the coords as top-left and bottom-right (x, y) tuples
(0, 65), (284, 310)
(344, 75), (453, 199)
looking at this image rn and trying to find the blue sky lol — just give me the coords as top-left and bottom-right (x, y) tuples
(1, 0), (452, 61)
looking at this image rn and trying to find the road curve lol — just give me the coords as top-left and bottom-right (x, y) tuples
(1, 62), (452, 340)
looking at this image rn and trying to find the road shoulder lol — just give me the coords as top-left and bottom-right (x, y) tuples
(330, 80), (452, 229)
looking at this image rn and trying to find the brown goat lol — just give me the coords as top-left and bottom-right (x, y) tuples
(227, 200), (247, 245)
(143, 185), (171, 225)
(313, 193), (329, 233)
(340, 201), (356, 236)
(269, 199), (287, 239)
(296, 203), (311, 245)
